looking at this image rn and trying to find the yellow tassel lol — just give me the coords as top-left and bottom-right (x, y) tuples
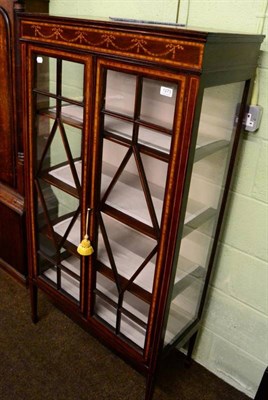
(77, 234), (94, 256)
(77, 208), (94, 256)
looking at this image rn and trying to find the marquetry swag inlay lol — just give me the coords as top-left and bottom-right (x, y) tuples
(21, 20), (204, 69)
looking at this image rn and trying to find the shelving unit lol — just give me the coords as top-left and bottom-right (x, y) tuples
(20, 13), (264, 400)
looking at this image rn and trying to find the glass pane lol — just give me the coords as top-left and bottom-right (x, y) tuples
(94, 295), (117, 328)
(105, 70), (136, 116)
(97, 213), (156, 293)
(140, 153), (168, 225)
(120, 314), (146, 348)
(123, 291), (150, 323)
(104, 154), (152, 225)
(38, 252), (81, 302)
(164, 81), (245, 345)
(95, 229), (152, 350)
(36, 113), (82, 191)
(140, 78), (177, 129)
(36, 181), (80, 243)
(94, 293), (147, 349)
(95, 272), (149, 349)
(61, 103), (84, 124)
(36, 94), (56, 113)
(35, 181), (81, 302)
(62, 60), (84, 101)
(36, 114), (51, 168)
(101, 139), (127, 197)
(101, 140), (167, 226)
(101, 140), (151, 224)
(104, 115), (133, 141)
(138, 126), (172, 154)
(35, 55), (56, 94)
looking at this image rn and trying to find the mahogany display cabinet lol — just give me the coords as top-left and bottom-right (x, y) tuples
(18, 12), (264, 400)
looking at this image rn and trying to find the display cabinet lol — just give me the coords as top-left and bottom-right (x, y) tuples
(19, 13), (264, 400)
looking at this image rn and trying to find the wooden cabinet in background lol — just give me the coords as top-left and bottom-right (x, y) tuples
(19, 13), (263, 400)
(0, 0), (49, 283)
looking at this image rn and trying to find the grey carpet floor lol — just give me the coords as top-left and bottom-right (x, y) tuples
(0, 269), (250, 400)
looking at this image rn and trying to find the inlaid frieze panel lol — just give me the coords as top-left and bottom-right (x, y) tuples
(21, 20), (204, 70)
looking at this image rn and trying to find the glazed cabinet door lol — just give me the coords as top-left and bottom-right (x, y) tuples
(88, 59), (187, 355)
(25, 45), (92, 310)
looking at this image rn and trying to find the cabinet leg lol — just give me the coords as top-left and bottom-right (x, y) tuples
(30, 282), (38, 324)
(145, 372), (155, 400)
(186, 331), (198, 366)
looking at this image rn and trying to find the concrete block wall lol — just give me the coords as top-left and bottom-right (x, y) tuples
(50, 1), (268, 397)
(180, 1), (268, 397)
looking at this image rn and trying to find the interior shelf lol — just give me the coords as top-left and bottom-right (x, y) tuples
(42, 255), (80, 301)
(48, 160), (82, 186)
(183, 205), (216, 238)
(39, 161), (216, 239)
(195, 136), (229, 162)
(40, 160), (82, 198)
(172, 255), (205, 300)
(165, 266), (204, 345)
(38, 104), (84, 128)
(101, 161), (164, 228)
(97, 200), (210, 293)
(103, 116), (229, 162)
(97, 261), (152, 304)
(103, 115), (172, 154)
(39, 196), (214, 293)
(39, 213), (81, 255)
(164, 303), (194, 344)
(94, 295), (147, 349)
(53, 214), (80, 245)
(97, 215), (157, 294)
(96, 272), (149, 324)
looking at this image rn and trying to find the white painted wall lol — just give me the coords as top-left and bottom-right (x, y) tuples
(49, 1), (268, 397)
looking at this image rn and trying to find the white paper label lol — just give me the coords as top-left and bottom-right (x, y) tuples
(36, 56), (43, 64)
(160, 86), (173, 98)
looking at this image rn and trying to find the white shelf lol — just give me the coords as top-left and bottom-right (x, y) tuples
(48, 160), (82, 187)
(47, 160), (164, 227)
(46, 104), (84, 123)
(94, 296), (146, 348)
(43, 255), (80, 301)
(98, 214), (157, 293)
(104, 115), (171, 153)
(62, 104), (84, 122)
(184, 199), (209, 225)
(46, 151), (218, 230)
(195, 135), (229, 162)
(172, 255), (204, 301)
(104, 116), (229, 160)
(50, 198), (212, 293)
(101, 162), (164, 225)
(174, 255), (204, 286)
(53, 215), (81, 247)
(96, 272), (150, 323)
(164, 303), (194, 344)
(165, 274), (203, 344)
